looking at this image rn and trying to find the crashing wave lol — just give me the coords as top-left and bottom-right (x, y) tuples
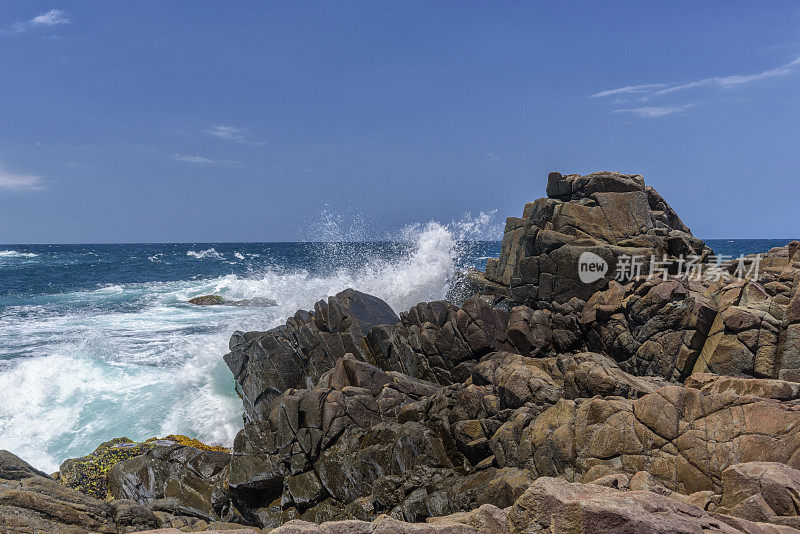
(0, 250), (38, 258)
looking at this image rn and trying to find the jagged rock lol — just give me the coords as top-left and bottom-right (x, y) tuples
(695, 281), (785, 378)
(471, 352), (561, 409)
(685, 373), (800, 400)
(367, 298), (512, 385)
(57, 435), (229, 504)
(225, 289), (401, 428)
(478, 171), (709, 306)
(582, 276), (717, 381)
(580, 240), (800, 382)
(58, 437), (158, 500)
(107, 441), (232, 521)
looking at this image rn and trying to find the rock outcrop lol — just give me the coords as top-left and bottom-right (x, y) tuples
(475, 171), (710, 306)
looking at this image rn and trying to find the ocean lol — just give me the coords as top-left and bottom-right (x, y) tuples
(0, 234), (793, 472)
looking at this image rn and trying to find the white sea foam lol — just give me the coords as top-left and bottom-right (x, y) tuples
(186, 248), (224, 259)
(0, 250), (38, 258)
(0, 213), (498, 472)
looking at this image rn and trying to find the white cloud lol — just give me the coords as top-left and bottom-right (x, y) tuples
(486, 153), (500, 161)
(592, 54), (800, 105)
(31, 9), (70, 26)
(204, 125), (267, 145)
(613, 104), (695, 118)
(0, 165), (45, 191)
(8, 9), (70, 33)
(172, 154), (239, 166)
(655, 55), (800, 95)
(205, 125), (243, 141)
(590, 83), (667, 98)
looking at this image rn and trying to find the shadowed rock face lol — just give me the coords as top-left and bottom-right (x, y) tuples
(12, 171), (800, 533)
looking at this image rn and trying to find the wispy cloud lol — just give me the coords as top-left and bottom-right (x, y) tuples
(654, 55), (800, 95)
(206, 125), (243, 141)
(32, 9), (70, 26)
(486, 153), (500, 161)
(613, 104), (695, 118)
(9, 9), (70, 33)
(590, 83), (667, 98)
(172, 154), (239, 166)
(204, 125), (266, 145)
(592, 53), (800, 118)
(0, 165), (45, 191)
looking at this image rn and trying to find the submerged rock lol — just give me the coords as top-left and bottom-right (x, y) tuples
(189, 294), (227, 305)
(188, 295), (278, 307)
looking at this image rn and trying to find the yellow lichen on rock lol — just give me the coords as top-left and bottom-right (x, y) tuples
(57, 434), (229, 500)
(146, 434), (230, 452)
(57, 437), (154, 500)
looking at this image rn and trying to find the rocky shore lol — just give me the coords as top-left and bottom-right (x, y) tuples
(4, 171), (800, 533)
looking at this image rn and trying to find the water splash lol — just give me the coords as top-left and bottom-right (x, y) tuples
(186, 248), (224, 259)
(0, 212), (501, 472)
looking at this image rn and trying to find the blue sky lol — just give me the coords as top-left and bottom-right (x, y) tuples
(1, 1), (799, 243)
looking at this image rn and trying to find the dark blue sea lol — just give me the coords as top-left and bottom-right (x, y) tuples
(0, 236), (792, 470)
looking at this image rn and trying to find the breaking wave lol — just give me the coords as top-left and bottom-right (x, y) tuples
(186, 248), (224, 259)
(0, 213), (500, 472)
(0, 250), (38, 258)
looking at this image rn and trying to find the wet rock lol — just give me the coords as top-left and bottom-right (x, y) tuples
(367, 297), (512, 385)
(190, 295), (227, 305)
(0, 449), (51, 481)
(225, 289), (401, 427)
(106, 440), (231, 522)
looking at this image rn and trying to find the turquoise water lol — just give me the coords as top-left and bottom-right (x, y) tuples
(0, 236), (792, 471)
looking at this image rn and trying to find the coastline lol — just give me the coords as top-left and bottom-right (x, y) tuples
(3, 171), (800, 532)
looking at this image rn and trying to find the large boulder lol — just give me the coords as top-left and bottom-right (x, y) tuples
(717, 462), (800, 526)
(506, 476), (795, 534)
(476, 171), (709, 307)
(106, 441), (232, 522)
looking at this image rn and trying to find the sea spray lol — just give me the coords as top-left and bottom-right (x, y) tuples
(0, 214), (501, 472)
